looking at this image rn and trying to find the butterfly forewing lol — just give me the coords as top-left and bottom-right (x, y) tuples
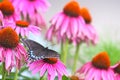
(25, 39), (44, 50)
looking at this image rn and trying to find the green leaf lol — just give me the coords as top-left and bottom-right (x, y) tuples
(19, 66), (28, 74)
(62, 75), (70, 80)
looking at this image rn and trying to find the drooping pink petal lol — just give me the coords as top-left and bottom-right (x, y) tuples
(47, 65), (56, 80)
(55, 62), (66, 76)
(55, 13), (65, 30)
(56, 61), (68, 76)
(66, 26), (72, 39)
(106, 69), (115, 80)
(17, 44), (27, 55)
(101, 70), (108, 80)
(14, 49), (21, 59)
(5, 49), (12, 70)
(46, 26), (54, 41)
(77, 17), (85, 38)
(29, 25), (41, 35)
(70, 17), (78, 38)
(15, 27), (21, 35)
(79, 62), (92, 74)
(60, 15), (69, 37)
(0, 11), (3, 21)
(40, 63), (48, 77)
(85, 68), (95, 80)
(93, 70), (101, 80)
(50, 12), (61, 25)
(32, 63), (45, 74)
(29, 60), (44, 71)
(57, 72), (62, 80)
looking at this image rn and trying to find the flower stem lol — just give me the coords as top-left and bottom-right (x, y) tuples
(2, 62), (7, 80)
(39, 76), (45, 80)
(72, 44), (80, 73)
(14, 68), (18, 80)
(60, 40), (69, 64)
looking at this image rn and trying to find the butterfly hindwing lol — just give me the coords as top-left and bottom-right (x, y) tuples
(39, 48), (60, 59)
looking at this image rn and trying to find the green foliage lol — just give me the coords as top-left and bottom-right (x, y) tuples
(0, 64), (2, 74)
(81, 40), (120, 65)
(54, 76), (70, 80)
(62, 75), (70, 80)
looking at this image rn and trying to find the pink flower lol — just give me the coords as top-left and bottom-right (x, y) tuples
(46, 0), (98, 45)
(0, 1), (20, 21)
(46, 0), (84, 43)
(28, 58), (68, 80)
(80, 7), (98, 45)
(0, 27), (27, 71)
(77, 52), (115, 80)
(3, 20), (41, 37)
(11, 0), (50, 27)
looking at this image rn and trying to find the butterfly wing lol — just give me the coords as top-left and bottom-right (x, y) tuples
(21, 39), (45, 58)
(21, 38), (60, 60)
(40, 48), (60, 59)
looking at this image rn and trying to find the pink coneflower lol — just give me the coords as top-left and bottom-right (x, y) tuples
(80, 7), (98, 44)
(0, 27), (27, 71)
(77, 52), (115, 80)
(46, 0), (85, 44)
(46, 0), (97, 45)
(0, 1), (20, 21)
(28, 58), (68, 80)
(112, 63), (120, 80)
(3, 20), (41, 37)
(11, 0), (50, 27)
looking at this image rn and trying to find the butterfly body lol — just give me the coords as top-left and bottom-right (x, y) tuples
(21, 39), (60, 61)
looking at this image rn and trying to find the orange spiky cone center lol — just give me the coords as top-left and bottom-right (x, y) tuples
(63, 0), (81, 17)
(80, 7), (92, 24)
(16, 20), (29, 27)
(70, 75), (79, 80)
(92, 52), (110, 69)
(114, 63), (120, 74)
(0, 1), (14, 16)
(43, 58), (58, 64)
(0, 27), (19, 48)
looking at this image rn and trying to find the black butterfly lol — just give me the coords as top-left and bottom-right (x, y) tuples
(21, 38), (60, 61)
